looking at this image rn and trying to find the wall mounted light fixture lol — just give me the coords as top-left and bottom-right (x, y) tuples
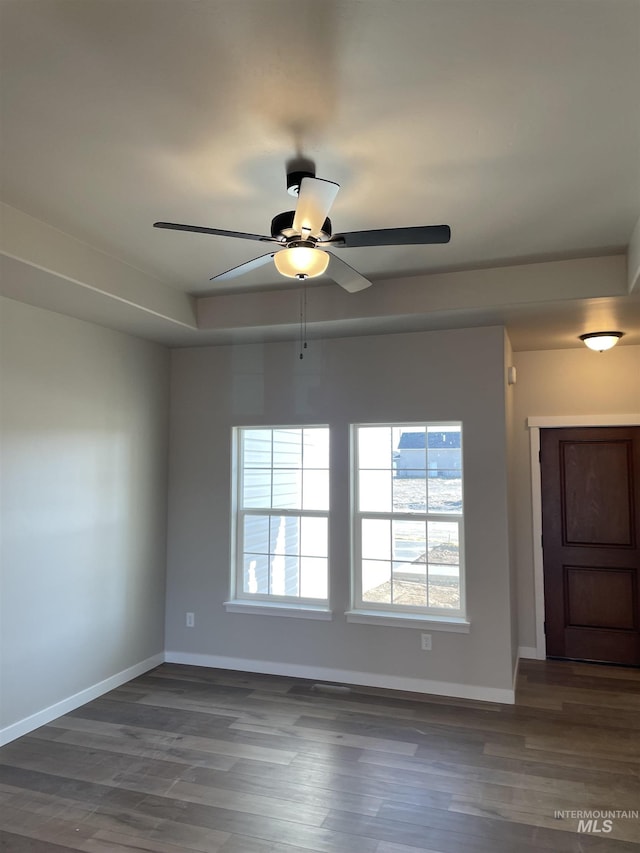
(579, 331), (623, 352)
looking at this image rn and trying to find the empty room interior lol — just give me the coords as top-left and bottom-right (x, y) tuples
(1, 1), (640, 851)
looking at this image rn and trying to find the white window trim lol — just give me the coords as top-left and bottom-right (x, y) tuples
(350, 421), (466, 623)
(224, 600), (333, 620)
(345, 610), (470, 632)
(231, 425), (330, 607)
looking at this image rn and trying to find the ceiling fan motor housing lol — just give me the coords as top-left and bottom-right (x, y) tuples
(271, 211), (332, 243)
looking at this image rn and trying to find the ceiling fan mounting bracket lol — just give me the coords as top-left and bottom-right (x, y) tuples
(286, 170), (315, 197)
(285, 157), (316, 196)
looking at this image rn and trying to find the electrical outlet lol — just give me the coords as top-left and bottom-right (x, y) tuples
(186, 612), (195, 628)
(420, 633), (432, 651)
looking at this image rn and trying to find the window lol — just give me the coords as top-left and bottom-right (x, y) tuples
(232, 427), (330, 605)
(352, 423), (464, 618)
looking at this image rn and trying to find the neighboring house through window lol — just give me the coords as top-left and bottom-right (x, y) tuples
(232, 426), (330, 604)
(352, 423), (465, 618)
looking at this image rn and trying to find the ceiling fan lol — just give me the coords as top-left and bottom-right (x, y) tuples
(154, 162), (451, 293)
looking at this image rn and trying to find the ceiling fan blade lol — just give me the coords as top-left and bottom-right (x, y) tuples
(328, 253), (372, 293)
(328, 224), (451, 248)
(210, 252), (275, 282)
(292, 177), (340, 238)
(154, 221), (280, 243)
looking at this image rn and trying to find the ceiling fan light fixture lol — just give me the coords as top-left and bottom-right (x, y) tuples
(579, 331), (623, 352)
(274, 246), (330, 280)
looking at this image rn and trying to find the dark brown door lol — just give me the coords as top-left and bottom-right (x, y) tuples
(541, 427), (640, 665)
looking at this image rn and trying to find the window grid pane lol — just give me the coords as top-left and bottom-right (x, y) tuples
(240, 428), (329, 513)
(236, 426), (329, 603)
(355, 423), (464, 616)
(239, 510), (329, 601)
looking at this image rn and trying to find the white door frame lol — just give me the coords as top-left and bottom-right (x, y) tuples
(528, 414), (640, 660)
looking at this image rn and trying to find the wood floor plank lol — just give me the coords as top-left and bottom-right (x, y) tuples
(322, 808), (542, 853)
(74, 829), (228, 853)
(324, 805), (639, 852)
(0, 803), (97, 849)
(0, 737), (188, 786)
(0, 832), (82, 852)
(448, 798), (640, 844)
(484, 739), (640, 775)
(217, 836), (332, 853)
(375, 843), (447, 853)
(57, 803), (229, 852)
(230, 720), (419, 756)
(43, 716), (298, 765)
(229, 755), (454, 811)
(28, 726), (239, 772)
(182, 764), (386, 816)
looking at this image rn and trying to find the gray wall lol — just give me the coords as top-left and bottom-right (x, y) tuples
(512, 344), (640, 651)
(165, 326), (515, 698)
(0, 297), (170, 733)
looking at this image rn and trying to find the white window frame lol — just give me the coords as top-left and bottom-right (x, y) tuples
(227, 425), (331, 616)
(350, 422), (467, 624)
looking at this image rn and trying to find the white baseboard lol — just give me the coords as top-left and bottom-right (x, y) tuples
(518, 646), (539, 660)
(165, 651), (515, 705)
(0, 652), (165, 747)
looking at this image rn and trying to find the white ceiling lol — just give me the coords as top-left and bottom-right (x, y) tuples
(1, 0), (639, 350)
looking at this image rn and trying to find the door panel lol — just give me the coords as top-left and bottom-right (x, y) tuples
(562, 439), (634, 546)
(565, 566), (635, 629)
(541, 427), (640, 665)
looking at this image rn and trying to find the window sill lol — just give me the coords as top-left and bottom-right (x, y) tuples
(345, 609), (470, 632)
(224, 600), (333, 620)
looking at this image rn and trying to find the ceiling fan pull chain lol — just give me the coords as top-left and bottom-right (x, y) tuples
(299, 287), (304, 359)
(304, 286), (308, 351)
(299, 286), (309, 359)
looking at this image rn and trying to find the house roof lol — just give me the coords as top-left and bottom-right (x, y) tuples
(398, 432), (461, 450)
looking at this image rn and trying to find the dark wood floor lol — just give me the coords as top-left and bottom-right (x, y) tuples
(1, 660), (639, 852)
